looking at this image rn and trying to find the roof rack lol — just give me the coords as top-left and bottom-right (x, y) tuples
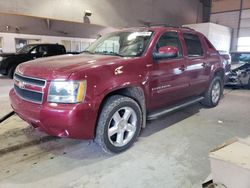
(181, 26), (195, 30)
(144, 23), (195, 30)
(148, 23), (179, 27)
(127, 23), (196, 31)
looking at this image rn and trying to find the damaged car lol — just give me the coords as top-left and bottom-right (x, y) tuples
(227, 52), (250, 89)
(218, 51), (231, 84)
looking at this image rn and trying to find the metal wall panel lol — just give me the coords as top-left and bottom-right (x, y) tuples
(211, 0), (241, 13)
(240, 18), (250, 27)
(243, 0), (250, 9)
(241, 9), (250, 18)
(239, 9), (250, 37)
(211, 1), (250, 51)
(239, 28), (250, 37)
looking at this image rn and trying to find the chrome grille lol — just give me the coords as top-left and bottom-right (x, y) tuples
(14, 73), (46, 104)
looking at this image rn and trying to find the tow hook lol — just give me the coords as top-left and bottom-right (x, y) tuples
(0, 111), (15, 124)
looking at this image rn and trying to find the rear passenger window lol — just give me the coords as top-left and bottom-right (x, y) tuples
(38, 46), (48, 54)
(183, 33), (203, 57)
(156, 32), (183, 58)
(48, 45), (65, 55)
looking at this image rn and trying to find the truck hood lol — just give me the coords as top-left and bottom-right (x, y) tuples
(231, 62), (249, 71)
(16, 54), (122, 80)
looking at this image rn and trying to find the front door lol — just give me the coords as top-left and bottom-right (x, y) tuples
(147, 31), (189, 110)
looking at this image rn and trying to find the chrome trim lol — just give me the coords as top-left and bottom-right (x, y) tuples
(14, 76), (45, 88)
(15, 84), (44, 94)
(15, 72), (47, 83)
(14, 85), (44, 104)
(152, 84), (171, 91)
(14, 73), (46, 104)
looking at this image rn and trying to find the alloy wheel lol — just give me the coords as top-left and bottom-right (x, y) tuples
(211, 81), (221, 104)
(108, 107), (137, 147)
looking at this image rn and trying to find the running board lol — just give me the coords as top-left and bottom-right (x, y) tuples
(147, 96), (204, 120)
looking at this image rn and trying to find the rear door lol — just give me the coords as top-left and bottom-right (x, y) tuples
(148, 31), (189, 110)
(182, 33), (210, 96)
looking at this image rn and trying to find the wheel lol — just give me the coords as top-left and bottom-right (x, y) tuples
(7, 66), (16, 79)
(201, 76), (223, 107)
(95, 95), (142, 153)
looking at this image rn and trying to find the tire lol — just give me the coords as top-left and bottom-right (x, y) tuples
(201, 76), (223, 108)
(7, 66), (16, 79)
(95, 95), (142, 153)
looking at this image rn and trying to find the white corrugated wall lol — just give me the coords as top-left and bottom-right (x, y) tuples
(238, 9), (250, 51)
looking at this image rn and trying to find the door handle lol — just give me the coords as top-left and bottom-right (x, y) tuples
(202, 62), (208, 67)
(179, 65), (186, 71)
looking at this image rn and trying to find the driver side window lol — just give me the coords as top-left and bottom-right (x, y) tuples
(156, 32), (183, 58)
(38, 46), (48, 55)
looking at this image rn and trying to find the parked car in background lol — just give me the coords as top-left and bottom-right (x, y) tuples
(218, 51), (231, 84)
(0, 43), (66, 78)
(10, 26), (225, 153)
(226, 51), (250, 89)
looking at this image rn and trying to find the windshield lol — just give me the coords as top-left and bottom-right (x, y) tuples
(84, 31), (153, 57)
(17, 44), (36, 54)
(231, 53), (250, 64)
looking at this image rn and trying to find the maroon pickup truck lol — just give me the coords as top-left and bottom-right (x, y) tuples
(10, 26), (225, 153)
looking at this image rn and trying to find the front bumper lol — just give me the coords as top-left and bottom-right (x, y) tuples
(226, 72), (250, 87)
(9, 88), (98, 139)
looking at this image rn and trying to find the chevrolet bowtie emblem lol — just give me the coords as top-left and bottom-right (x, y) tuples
(18, 81), (26, 89)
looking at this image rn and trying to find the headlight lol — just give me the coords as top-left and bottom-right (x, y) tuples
(48, 80), (87, 103)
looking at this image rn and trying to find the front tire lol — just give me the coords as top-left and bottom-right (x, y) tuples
(95, 95), (142, 153)
(201, 76), (223, 107)
(7, 66), (16, 79)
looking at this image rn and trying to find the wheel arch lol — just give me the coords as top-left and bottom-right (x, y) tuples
(95, 86), (147, 136)
(6, 61), (20, 78)
(213, 68), (225, 82)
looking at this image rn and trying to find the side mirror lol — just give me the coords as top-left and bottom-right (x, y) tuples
(222, 54), (230, 61)
(153, 46), (178, 60)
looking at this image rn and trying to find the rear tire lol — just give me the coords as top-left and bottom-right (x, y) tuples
(95, 95), (142, 153)
(7, 66), (16, 79)
(201, 76), (223, 107)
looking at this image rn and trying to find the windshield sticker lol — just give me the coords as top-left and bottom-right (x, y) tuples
(127, 32), (152, 41)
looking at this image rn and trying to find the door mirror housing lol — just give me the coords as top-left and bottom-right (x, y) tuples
(222, 54), (231, 61)
(153, 46), (178, 60)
